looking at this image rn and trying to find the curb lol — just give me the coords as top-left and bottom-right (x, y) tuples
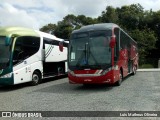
(137, 69), (160, 72)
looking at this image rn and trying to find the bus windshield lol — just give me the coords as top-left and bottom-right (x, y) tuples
(0, 36), (11, 70)
(69, 30), (112, 69)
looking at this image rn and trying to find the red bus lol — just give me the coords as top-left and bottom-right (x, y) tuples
(68, 23), (138, 86)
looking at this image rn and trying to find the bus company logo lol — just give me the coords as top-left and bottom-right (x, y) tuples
(2, 112), (11, 117)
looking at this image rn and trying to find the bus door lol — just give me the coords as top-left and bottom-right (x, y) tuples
(12, 37), (31, 84)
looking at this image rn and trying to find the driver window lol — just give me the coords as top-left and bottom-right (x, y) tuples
(13, 38), (24, 65)
(13, 36), (40, 66)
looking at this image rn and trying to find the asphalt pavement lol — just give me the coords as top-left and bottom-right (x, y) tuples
(0, 71), (160, 120)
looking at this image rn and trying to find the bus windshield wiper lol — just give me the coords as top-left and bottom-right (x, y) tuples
(76, 50), (86, 67)
(76, 43), (89, 66)
(88, 43), (100, 66)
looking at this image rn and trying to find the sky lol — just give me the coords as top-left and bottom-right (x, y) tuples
(0, 0), (160, 30)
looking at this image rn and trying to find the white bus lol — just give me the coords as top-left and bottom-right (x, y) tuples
(0, 27), (68, 85)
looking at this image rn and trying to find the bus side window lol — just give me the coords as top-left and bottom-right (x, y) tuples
(22, 36), (40, 58)
(114, 28), (120, 62)
(13, 36), (40, 66)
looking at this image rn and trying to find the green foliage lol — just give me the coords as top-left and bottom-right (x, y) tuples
(53, 21), (73, 39)
(98, 6), (118, 23)
(118, 4), (144, 30)
(129, 28), (157, 66)
(139, 64), (154, 68)
(131, 28), (157, 55)
(39, 23), (56, 34)
(40, 14), (98, 39)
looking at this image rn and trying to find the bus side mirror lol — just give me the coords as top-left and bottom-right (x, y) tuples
(5, 37), (10, 46)
(59, 41), (64, 52)
(109, 36), (116, 48)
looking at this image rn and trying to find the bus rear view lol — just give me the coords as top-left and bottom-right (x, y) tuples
(68, 23), (138, 86)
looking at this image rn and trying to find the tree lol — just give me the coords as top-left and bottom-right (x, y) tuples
(39, 23), (56, 34)
(40, 14), (98, 39)
(77, 15), (98, 25)
(130, 28), (157, 65)
(54, 21), (73, 39)
(117, 4), (144, 30)
(98, 6), (118, 23)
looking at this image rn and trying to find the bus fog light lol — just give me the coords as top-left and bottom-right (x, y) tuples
(101, 70), (108, 75)
(68, 69), (75, 76)
(101, 67), (112, 75)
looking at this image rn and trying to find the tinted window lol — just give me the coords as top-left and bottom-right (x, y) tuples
(69, 30), (112, 69)
(0, 36), (11, 69)
(114, 28), (120, 61)
(13, 36), (40, 65)
(120, 31), (130, 49)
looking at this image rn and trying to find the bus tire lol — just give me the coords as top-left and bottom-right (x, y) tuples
(30, 71), (41, 86)
(116, 70), (123, 86)
(83, 84), (90, 87)
(132, 65), (136, 75)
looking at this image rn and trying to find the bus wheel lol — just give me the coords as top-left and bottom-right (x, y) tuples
(83, 84), (90, 87)
(132, 66), (136, 75)
(116, 71), (123, 86)
(30, 71), (41, 86)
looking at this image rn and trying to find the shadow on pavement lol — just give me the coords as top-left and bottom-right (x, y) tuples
(0, 74), (131, 93)
(34, 74), (132, 94)
(34, 82), (114, 95)
(0, 75), (67, 92)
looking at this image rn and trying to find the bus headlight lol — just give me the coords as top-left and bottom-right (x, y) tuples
(0, 73), (12, 78)
(101, 67), (112, 76)
(68, 69), (75, 76)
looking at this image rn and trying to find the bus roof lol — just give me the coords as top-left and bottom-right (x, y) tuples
(0, 26), (67, 43)
(36, 30), (64, 42)
(72, 23), (119, 33)
(0, 26), (39, 37)
(72, 23), (137, 44)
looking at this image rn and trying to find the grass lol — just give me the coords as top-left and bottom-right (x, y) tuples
(139, 64), (154, 68)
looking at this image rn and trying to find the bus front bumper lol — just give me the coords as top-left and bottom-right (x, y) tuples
(68, 72), (115, 84)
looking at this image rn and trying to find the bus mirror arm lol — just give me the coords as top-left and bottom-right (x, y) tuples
(109, 36), (116, 48)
